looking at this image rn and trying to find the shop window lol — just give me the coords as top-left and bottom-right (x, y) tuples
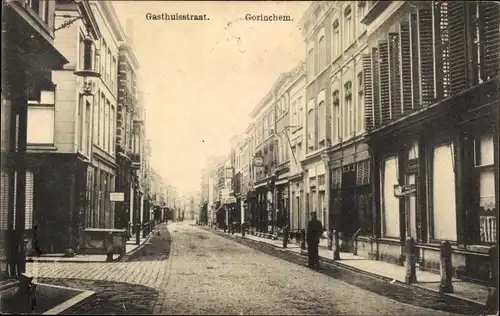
(382, 156), (399, 238)
(27, 91), (55, 145)
(408, 140), (419, 160)
(474, 134), (496, 244)
(432, 143), (457, 241)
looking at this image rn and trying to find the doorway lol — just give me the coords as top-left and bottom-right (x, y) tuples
(341, 170), (357, 237)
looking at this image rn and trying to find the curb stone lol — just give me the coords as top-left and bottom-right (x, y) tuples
(202, 226), (488, 311)
(120, 231), (155, 262)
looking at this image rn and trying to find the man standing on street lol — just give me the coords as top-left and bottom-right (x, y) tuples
(306, 212), (323, 269)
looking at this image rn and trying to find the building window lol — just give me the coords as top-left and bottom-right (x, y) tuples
(318, 101), (325, 142)
(298, 97), (304, 127)
(307, 48), (315, 80)
(110, 105), (115, 156)
(99, 94), (105, 147)
(318, 35), (326, 70)
(112, 57), (117, 93)
(106, 49), (111, 86)
(85, 100), (91, 156)
(101, 40), (107, 80)
(77, 94), (84, 151)
(292, 100), (298, 129)
(307, 108), (315, 151)
(27, 91), (55, 145)
(471, 2), (487, 84)
(107, 100), (112, 152)
(263, 117), (268, 139)
(344, 81), (353, 138)
(332, 89), (340, 142)
(474, 134), (496, 244)
(382, 156), (400, 238)
(332, 19), (340, 59)
(357, 1), (367, 35)
(344, 5), (354, 49)
(432, 143), (457, 241)
(93, 89), (99, 145)
(269, 111), (274, 135)
(357, 72), (364, 133)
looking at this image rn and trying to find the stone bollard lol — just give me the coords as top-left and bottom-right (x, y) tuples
(327, 230), (333, 250)
(283, 227), (289, 249)
(405, 237), (417, 284)
(300, 229), (306, 250)
(439, 240), (453, 293)
(486, 244), (499, 313)
(333, 230), (341, 260)
(105, 233), (114, 262)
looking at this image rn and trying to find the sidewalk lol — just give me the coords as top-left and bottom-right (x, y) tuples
(26, 231), (153, 263)
(216, 228), (490, 308)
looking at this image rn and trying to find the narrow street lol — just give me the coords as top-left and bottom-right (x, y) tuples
(27, 222), (480, 315)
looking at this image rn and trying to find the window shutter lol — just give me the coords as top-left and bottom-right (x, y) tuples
(371, 47), (381, 128)
(25, 171), (34, 230)
(409, 13), (421, 110)
(378, 40), (391, 125)
(388, 32), (401, 120)
(434, 1), (450, 99)
(13, 172), (16, 229)
(483, 2), (500, 80)
(448, 1), (469, 95)
(332, 168), (342, 189)
(362, 54), (374, 130)
(0, 169), (10, 231)
(399, 18), (413, 115)
(418, 5), (436, 106)
(356, 160), (371, 186)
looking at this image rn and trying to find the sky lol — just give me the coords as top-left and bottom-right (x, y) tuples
(112, 0), (312, 195)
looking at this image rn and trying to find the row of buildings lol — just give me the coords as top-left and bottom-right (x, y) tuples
(202, 1), (499, 283)
(0, 0), (174, 278)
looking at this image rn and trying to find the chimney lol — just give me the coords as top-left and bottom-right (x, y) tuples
(126, 19), (134, 46)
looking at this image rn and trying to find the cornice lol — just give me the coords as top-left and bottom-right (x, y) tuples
(250, 90), (274, 118)
(119, 44), (140, 70)
(91, 0), (125, 43)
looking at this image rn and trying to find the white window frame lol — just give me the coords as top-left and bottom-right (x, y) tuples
(332, 19), (340, 59)
(27, 93), (55, 146)
(343, 5), (353, 50)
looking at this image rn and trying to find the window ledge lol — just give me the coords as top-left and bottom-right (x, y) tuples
(27, 144), (57, 151)
(331, 54), (342, 66)
(306, 65), (331, 88)
(342, 41), (357, 54)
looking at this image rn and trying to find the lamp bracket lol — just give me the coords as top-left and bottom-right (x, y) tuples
(55, 16), (83, 32)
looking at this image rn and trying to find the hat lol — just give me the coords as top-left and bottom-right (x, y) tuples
(310, 212), (317, 216)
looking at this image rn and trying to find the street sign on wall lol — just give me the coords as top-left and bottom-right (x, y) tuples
(110, 192), (125, 202)
(394, 184), (416, 198)
(225, 196), (237, 204)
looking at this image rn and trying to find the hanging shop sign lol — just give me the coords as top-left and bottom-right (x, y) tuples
(253, 156), (264, 167)
(110, 192), (125, 202)
(394, 184), (416, 198)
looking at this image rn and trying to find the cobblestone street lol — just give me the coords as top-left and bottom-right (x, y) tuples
(25, 222), (484, 315)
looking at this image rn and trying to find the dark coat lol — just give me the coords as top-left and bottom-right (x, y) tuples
(306, 218), (323, 244)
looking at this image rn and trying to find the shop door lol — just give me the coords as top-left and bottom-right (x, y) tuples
(341, 170), (356, 237)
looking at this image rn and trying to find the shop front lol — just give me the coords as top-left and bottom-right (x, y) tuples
(366, 79), (498, 282)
